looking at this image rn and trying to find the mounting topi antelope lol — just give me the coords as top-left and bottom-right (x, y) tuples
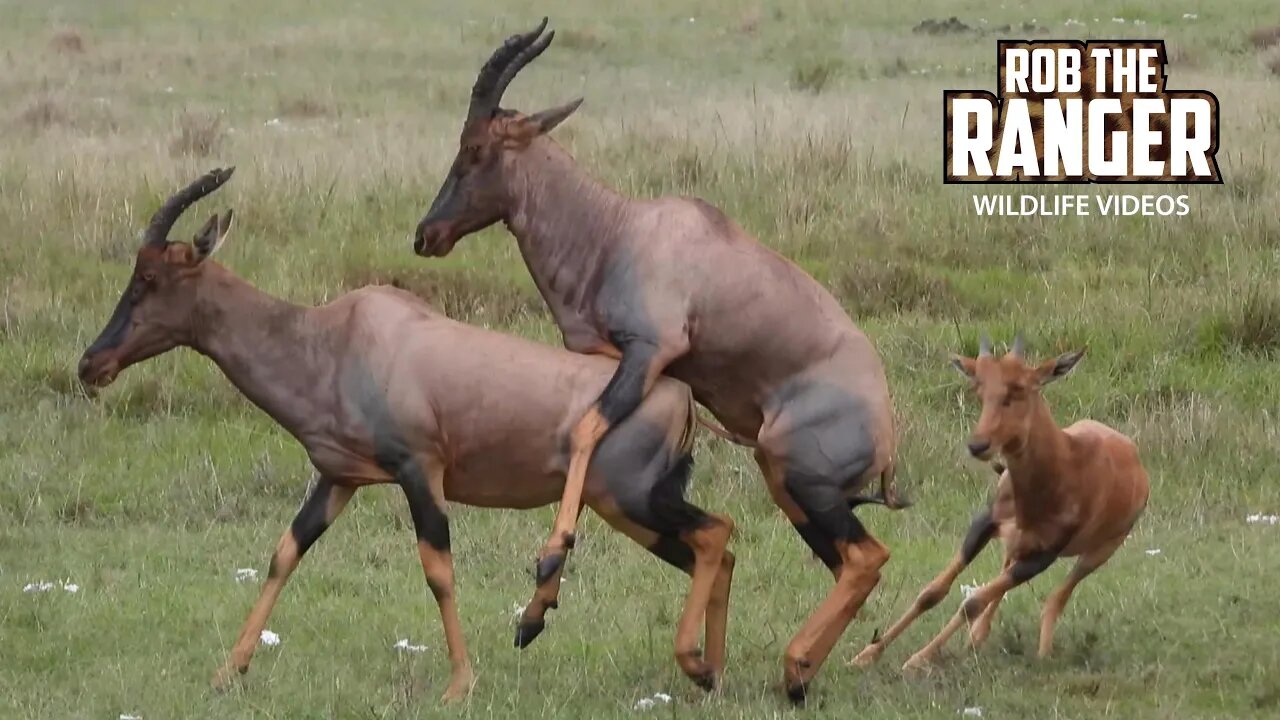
(412, 18), (906, 700)
(851, 335), (1149, 671)
(77, 168), (735, 700)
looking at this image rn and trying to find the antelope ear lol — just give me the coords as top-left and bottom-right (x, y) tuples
(1037, 348), (1085, 385)
(950, 354), (977, 378)
(526, 97), (582, 134)
(194, 209), (234, 262)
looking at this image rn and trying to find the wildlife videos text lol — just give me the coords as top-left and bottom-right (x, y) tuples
(970, 193), (1191, 217)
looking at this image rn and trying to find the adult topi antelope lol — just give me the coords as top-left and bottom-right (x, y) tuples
(851, 336), (1149, 671)
(413, 18), (906, 700)
(77, 169), (736, 699)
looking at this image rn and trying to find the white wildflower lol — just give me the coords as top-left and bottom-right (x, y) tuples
(259, 630), (281, 646)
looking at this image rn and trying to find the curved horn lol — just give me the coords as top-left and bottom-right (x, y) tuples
(144, 167), (235, 246)
(468, 17), (549, 121)
(978, 332), (992, 357)
(1011, 333), (1026, 357)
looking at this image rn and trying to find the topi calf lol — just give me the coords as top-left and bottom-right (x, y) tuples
(78, 168), (735, 700)
(851, 335), (1149, 671)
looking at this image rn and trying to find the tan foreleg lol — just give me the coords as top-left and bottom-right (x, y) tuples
(852, 507), (998, 667)
(588, 496), (734, 690)
(673, 513), (734, 689)
(968, 552), (1014, 649)
(524, 339), (686, 639)
(784, 533), (890, 701)
(1038, 537), (1122, 658)
(402, 457), (473, 702)
(704, 547), (736, 680)
(213, 477), (354, 689)
(903, 547), (1058, 671)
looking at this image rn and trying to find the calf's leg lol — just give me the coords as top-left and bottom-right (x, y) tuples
(213, 476), (355, 689)
(902, 547), (1058, 671)
(852, 506), (997, 667)
(1038, 536), (1123, 658)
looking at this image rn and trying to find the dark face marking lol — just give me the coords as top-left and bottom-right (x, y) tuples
(79, 245), (202, 388)
(414, 120), (511, 257)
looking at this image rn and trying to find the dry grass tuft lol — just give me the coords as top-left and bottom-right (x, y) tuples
(1248, 25), (1280, 49)
(15, 96), (71, 131)
(558, 28), (605, 51)
(1166, 44), (1198, 69)
(169, 111), (224, 158)
(791, 58), (842, 94)
(277, 95), (332, 119)
(1267, 48), (1280, 77)
(49, 27), (85, 54)
(836, 260), (964, 318)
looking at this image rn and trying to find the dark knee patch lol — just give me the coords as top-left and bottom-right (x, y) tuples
(962, 597), (986, 621)
(786, 474), (871, 549)
(290, 481), (336, 557)
(1010, 549), (1059, 584)
(792, 521), (842, 570)
(648, 535), (695, 573)
(535, 553), (565, 585)
(961, 507), (996, 563)
(917, 587), (946, 610)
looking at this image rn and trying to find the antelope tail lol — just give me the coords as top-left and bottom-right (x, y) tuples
(696, 413), (757, 448)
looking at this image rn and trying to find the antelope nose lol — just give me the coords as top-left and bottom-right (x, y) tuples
(76, 354), (92, 382)
(413, 224), (428, 255)
(967, 439), (991, 458)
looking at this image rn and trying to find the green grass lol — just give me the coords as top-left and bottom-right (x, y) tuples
(3, 0), (1280, 717)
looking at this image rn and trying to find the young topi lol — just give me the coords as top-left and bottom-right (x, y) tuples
(852, 335), (1148, 670)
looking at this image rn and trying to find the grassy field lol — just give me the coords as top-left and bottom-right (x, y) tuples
(4, 0), (1280, 717)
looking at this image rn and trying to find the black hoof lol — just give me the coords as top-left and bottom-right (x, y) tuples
(535, 553), (565, 585)
(514, 618), (546, 649)
(690, 669), (716, 692)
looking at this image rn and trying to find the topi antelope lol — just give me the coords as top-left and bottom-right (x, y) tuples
(77, 168), (736, 699)
(413, 18), (906, 700)
(851, 336), (1149, 671)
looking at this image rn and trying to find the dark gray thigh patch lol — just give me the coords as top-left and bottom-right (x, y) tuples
(590, 415), (704, 536)
(767, 378), (878, 494)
